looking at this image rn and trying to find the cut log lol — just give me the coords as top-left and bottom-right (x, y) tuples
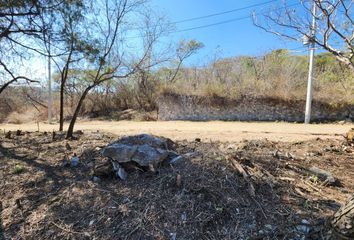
(331, 195), (354, 239)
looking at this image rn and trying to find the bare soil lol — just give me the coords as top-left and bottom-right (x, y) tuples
(0, 130), (353, 239)
(1, 120), (353, 142)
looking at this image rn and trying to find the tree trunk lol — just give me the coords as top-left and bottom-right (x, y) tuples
(331, 195), (354, 239)
(59, 47), (73, 131)
(59, 82), (65, 131)
(66, 86), (93, 139)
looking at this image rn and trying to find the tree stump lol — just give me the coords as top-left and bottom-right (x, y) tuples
(331, 195), (354, 239)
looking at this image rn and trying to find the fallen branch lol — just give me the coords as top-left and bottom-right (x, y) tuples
(228, 156), (256, 197)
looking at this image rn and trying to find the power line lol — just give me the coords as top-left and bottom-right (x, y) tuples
(172, 0), (279, 24)
(173, 2), (300, 33)
(175, 15), (250, 33)
(129, 0), (282, 32)
(127, 2), (301, 39)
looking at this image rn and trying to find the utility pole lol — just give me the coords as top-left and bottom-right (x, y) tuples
(48, 33), (52, 124)
(304, 1), (317, 124)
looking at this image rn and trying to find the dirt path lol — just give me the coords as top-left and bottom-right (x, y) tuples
(1, 120), (352, 142)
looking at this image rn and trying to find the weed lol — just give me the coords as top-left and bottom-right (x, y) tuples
(12, 164), (25, 174)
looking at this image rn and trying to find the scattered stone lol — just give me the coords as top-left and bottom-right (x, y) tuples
(92, 176), (101, 183)
(16, 130), (22, 136)
(308, 166), (339, 186)
(5, 131), (11, 139)
(70, 156), (80, 167)
(195, 138), (201, 142)
(169, 232), (176, 240)
(111, 161), (128, 180)
(181, 212), (187, 222)
(264, 224), (274, 231)
(301, 219), (310, 225)
(296, 224), (311, 234)
(117, 167), (128, 180)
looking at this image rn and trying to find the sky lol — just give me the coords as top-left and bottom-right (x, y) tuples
(28, 0), (309, 83)
(150, 0), (306, 65)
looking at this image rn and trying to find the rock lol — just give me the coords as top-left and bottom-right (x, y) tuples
(112, 161), (128, 180)
(117, 134), (173, 150)
(308, 166), (339, 186)
(102, 144), (137, 163)
(169, 233), (176, 240)
(70, 156), (80, 167)
(0, 151), (4, 158)
(301, 219), (310, 225)
(264, 224), (274, 231)
(131, 144), (169, 166)
(296, 225), (311, 234)
(102, 134), (177, 173)
(117, 167), (128, 180)
(92, 176), (101, 182)
(103, 142), (169, 166)
(181, 212), (187, 222)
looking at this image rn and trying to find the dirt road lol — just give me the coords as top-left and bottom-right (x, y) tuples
(1, 120), (352, 142)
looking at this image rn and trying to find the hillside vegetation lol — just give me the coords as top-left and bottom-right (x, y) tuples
(1, 50), (353, 123)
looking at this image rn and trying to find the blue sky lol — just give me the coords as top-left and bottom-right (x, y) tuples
(29, 0), (309, 81)
(150, 0), (306, 64)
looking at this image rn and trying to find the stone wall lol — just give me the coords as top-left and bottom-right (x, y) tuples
(157, 93), (353, 122)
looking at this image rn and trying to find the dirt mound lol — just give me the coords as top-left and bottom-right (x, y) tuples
(0, 132), (353, 239)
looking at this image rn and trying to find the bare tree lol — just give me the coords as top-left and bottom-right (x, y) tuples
(167, 39), (204, 83)
(46, 0), (87, 131)
(0, 60), (38, 94)
(253, 0), (354, 72)
(0, 0), (44, 94)
(65, 0), (163, 138)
